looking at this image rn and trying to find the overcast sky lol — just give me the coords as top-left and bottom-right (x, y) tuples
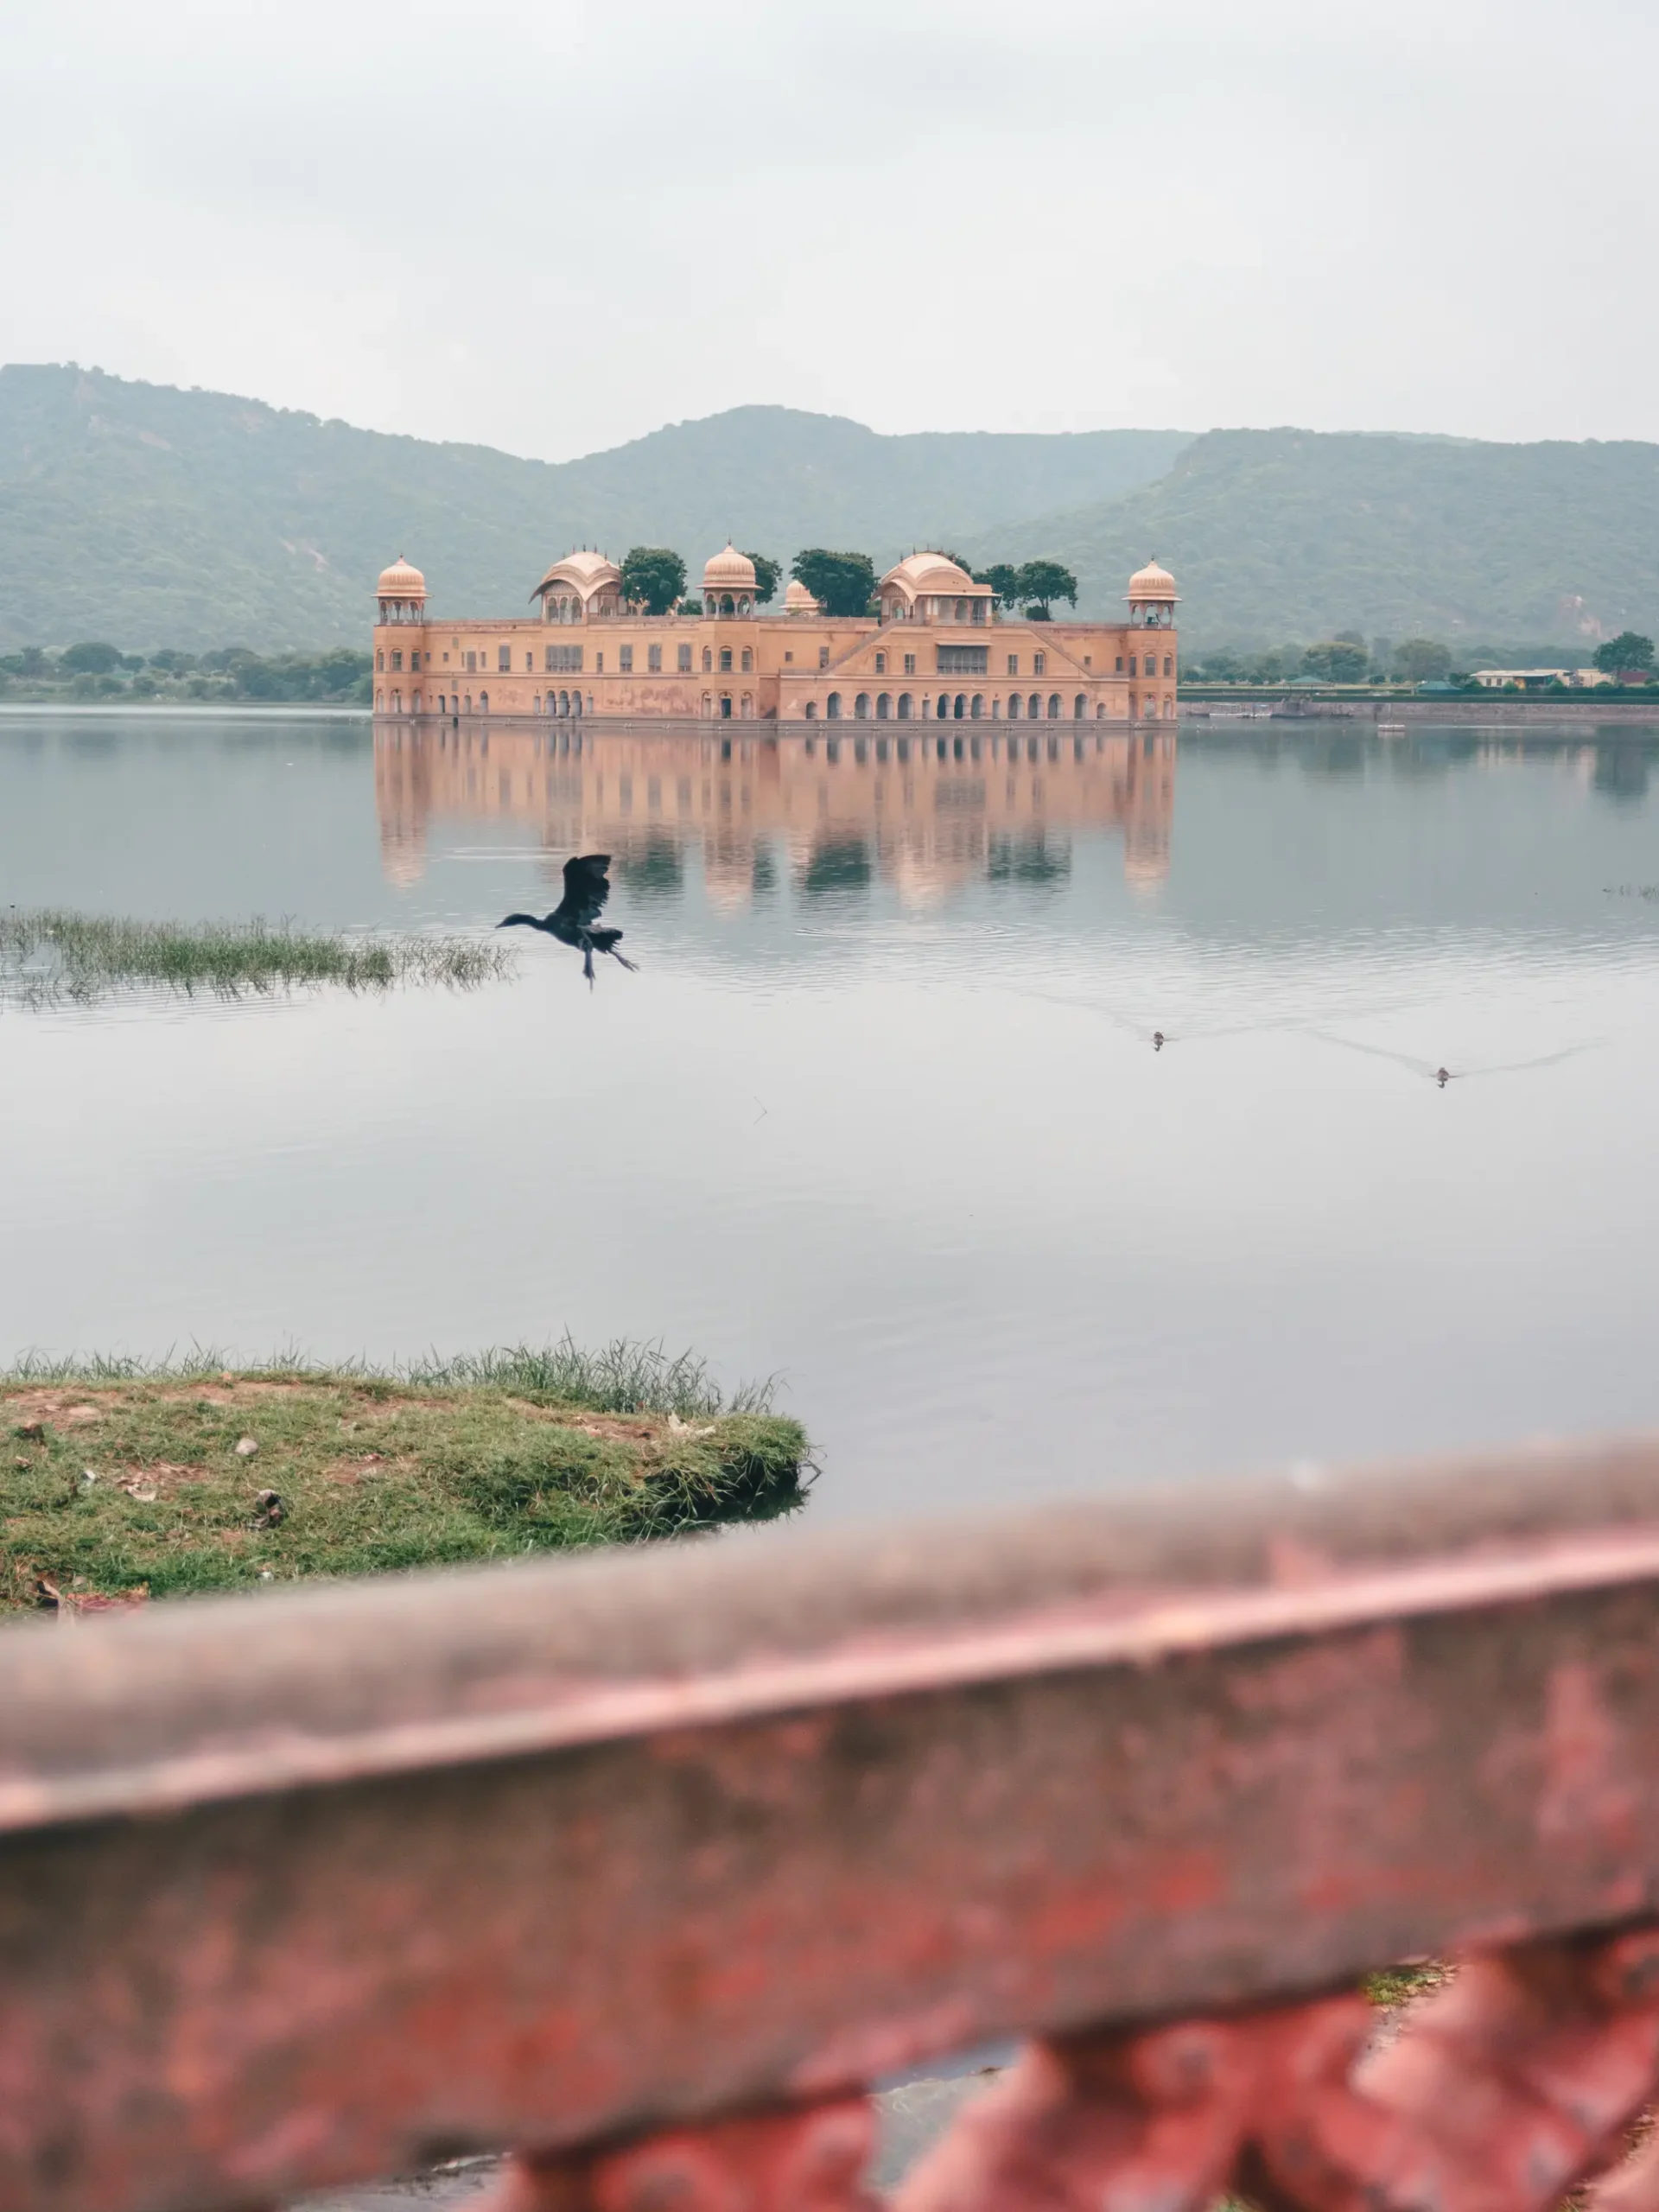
(5, 0), (1656, 462)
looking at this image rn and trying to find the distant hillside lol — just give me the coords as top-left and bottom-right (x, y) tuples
(970, 429), (1659, 648)
(0, 366), (1190, 652)
(6, 368), (1656, 656)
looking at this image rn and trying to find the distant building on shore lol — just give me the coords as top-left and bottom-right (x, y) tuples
(372, 548), (1179, 726)
(1471, 666), (1613, 691)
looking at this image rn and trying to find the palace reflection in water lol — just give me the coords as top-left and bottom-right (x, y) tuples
(374, 721), (1177, 903)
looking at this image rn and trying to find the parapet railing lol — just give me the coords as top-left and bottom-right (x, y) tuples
(8, 1438), (1659, 2212)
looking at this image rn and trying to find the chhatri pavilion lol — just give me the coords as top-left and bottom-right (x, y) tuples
(372, 546), (1178, 726)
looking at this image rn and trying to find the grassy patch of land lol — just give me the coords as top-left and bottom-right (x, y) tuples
(1, 909), (512, 1003)
(0, 1342), (805, 1612)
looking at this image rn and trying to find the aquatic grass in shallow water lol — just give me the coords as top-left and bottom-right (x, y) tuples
(407, 1336), (779, 1417)
(0, 909), (513, 1003)
(3, 1337), (775, 1417)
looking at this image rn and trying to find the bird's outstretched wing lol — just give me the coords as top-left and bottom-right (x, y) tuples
(553, 853), (613, 931)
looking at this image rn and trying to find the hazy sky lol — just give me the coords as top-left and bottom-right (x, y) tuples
(5, 0), (1656, 461)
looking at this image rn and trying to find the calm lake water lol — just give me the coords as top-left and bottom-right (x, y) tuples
(3, 707), (1658, 1529)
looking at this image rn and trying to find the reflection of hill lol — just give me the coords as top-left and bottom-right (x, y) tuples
(374, 723), (1175, 904)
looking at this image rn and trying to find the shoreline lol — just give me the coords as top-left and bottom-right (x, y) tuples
(5, 698), (1659, 735)
(0, 701), (372, 720)
(1182, 694), (1659, 726)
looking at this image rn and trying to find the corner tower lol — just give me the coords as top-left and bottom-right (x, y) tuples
(1126, 557), (1179, 632)
(377, 556), (427, 626)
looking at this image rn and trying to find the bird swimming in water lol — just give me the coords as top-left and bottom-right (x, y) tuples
(498, 853), (639, 986)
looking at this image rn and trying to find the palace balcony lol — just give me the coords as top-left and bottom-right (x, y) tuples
(7, 1437), (1659, 2212)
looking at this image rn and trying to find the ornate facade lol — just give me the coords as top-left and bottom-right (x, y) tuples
(372, 549), (1179, 726)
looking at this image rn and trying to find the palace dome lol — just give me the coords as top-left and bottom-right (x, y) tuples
(702, 543), (757, 593)
(533, 549), (623, 599)
(783, 578), (820, 614)
(881, 553), (976, 594)
(1127, 557), (1179, 602)
(377, 556), (426, 598)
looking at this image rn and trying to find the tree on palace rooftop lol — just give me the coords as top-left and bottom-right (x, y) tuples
(974, 563), (1023, 609)
(1593, 631), (1656, 675)
(619, 547), (687, 616)
(791, 550), (877, 619)
(742, 553), (781, 605)
(1016, 560), (1078, 619)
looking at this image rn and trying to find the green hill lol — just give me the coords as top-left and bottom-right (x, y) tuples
(0, 365), (1188, 653)
(5, 367), (1656, 658)
(970, 429), (1659, 649)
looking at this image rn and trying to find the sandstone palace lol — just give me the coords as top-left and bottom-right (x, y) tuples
(372, 547), (1179, 726)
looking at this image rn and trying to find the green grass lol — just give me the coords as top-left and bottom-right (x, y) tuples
(0, 909), (513, 1004)
(0, 1343), (806, 1611)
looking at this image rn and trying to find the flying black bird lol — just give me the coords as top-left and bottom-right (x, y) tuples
(498, 853), (639, 985)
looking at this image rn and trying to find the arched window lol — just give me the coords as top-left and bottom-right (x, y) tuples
(376, 650), (385, 671)
(854, 692), (870, 719)
(1096, 702), (1107, 719)
(1163, 696), (1175, 718)
(1007, 693), (1020, 720)
(936, 693), (948, 719)
(741, 648), (753, 672)
(827, 691), (842, 719)
(1163, 657), (1173, 678)
(876, 692), (891, 719)
(702, 647), (713, 672)
(720, 695), (733, 719)
(896, 693), (912, 719)
(1047, 694), (1060, 719)
(804, 700), (818, 721)
(480, 692), (489, 714)
(970, 694), (983, 718)
(1074, 694), (1087, 719)
(702, 693), (713, 718)
(955, 600), (966, 622)
(954, 693), (966, 719)
(741, 695), (753, 719)
(721, 594), (734, 616)
(375, 690), (384, 710)
(573, 692), (583, 716)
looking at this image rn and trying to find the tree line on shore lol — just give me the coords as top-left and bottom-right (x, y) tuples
(0, 644), (372, 702)
(1185, 630), (1657, 688)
